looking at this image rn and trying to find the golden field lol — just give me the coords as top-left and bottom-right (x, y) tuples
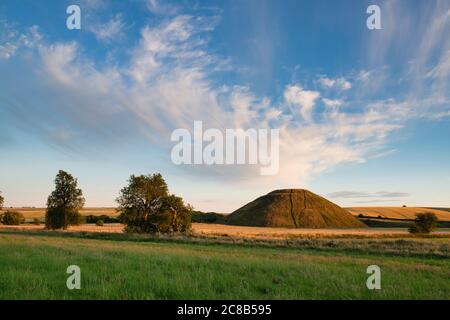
(3, 206), (450, 221)
(0, 207), (118, 219)
(347, 207), (450, 221)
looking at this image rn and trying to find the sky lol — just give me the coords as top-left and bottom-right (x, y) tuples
(0, 0), (449, 212)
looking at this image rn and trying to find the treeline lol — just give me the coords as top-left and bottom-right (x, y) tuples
(192, 211), (227, 224)
(0, 170), (192, 234)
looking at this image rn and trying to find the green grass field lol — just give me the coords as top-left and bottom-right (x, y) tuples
(0, 231), (449, 299)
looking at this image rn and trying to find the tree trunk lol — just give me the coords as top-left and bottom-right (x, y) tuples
(172, 209), (178, 232)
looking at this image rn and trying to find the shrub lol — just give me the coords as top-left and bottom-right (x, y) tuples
(96, 219), (104, 226)
(32, 218), (41, 225)
(409, 212), (438, 234)
(85, 215), (119, 224)
(1, 211), (25, 225)
(98, 214), (118, 223)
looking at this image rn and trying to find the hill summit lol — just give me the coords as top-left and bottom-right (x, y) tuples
(227, 189), (365, 228)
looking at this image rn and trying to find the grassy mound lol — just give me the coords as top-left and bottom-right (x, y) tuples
(227, 189), (366, 229)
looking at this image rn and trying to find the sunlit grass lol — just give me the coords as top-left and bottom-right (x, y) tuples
(0, 233), (448, 299)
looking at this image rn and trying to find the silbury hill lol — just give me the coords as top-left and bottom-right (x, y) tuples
(227, 189), (366, 228)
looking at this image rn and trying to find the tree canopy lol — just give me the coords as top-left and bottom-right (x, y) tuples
(117, 173), (192, 233)
(45, 170), (85, 230)
(409, 212), (438, 234)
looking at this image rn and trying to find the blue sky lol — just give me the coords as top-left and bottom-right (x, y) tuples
(0, 0), (449, 212)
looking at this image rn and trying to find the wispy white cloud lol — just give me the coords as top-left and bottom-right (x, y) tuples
(0, 43), (17, 59)
(364, 0), (450, 117)
(88, 14), (126, 42)
(322, 98), (343, 108)
(147, 0), (179, 16)
(317, 76), (352, 91)
(284, 85), (320, 122)
(354, 199), (401, 204)
(0, 22), (42, 59)
(327, 191), (410, 199)
(426, 49), (450, 80)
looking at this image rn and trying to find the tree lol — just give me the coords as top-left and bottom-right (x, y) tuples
(45, 170), (85, 230)
(159, 195), (192, 232)
(0, 191), (4, 209)
(409, 212), (438, 234)
(117, 173), (192, 233)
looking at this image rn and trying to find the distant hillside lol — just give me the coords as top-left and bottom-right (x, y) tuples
(227, 189), (365, 229)
(424, 207), (450, 213)
(192, 211), (227, 224)
(347, 207), (450, 222)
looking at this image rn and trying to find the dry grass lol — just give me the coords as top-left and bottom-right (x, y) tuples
(192, 223), (450, 239)
(348, 207), (450, 221)
(0, 207), (118, 219)
(2, 222), (450, 240)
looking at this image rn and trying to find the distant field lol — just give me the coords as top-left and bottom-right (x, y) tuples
(0, 208), (118, 219)
(4, 207), (450, 223)
(0, 232), (449, 299)
(425, 207), (450, 213)
(348, 207), (450, 221)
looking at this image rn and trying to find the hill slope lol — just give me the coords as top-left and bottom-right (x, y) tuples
(227, 189), (365, 228)
(348, 207), (450, 221)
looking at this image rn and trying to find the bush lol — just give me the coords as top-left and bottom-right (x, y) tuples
(85, 215), (119, 224)
(32, 218), (41, 225)
(409, 212), (438, 234)
(96, 219), (104, 226)
(1, 211), (25, 225)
